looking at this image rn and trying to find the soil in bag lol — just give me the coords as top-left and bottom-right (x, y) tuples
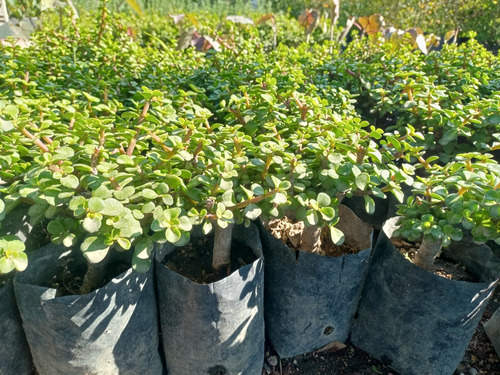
(162, 235), (258, 283)
(42, 255), (131, 296)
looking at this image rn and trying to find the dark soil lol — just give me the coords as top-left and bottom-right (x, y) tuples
(392, 238), (478, 282)
(46, 256), (130, 297)
(162, 235), (258, 284)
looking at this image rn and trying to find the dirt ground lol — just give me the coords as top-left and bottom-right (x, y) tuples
(263, 313), (499, 375)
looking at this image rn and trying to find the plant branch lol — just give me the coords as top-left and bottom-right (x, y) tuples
(127, 101), (150, 156)
(20, 127), (50, 153)
(212, 221), (234, 273)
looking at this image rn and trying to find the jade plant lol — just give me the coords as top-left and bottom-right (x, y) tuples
(0, 200), (27, 274)
(1, 4), (498, 287)
(0, 235), (27, 274)
(394, 153), (500, 269)
(222, 77), (422, 253)
(326, 34), (500, 161)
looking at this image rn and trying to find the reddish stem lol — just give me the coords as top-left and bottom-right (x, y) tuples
(126, 102), (150, 156)
(20, 127), (49, 153)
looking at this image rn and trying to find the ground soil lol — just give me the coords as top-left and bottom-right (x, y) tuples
(162, 235), (258, 284)
(262, 285), (500, 375)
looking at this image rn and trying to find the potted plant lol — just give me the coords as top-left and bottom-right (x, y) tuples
(152, 87), (294, 374)
(1, 80), (170, 373)
(222, 78), (420, 357)
(0, 234), (33, 375)
(352, 152), (500, 375)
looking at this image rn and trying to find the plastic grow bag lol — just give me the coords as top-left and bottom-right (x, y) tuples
(485, 306), (500, 358)
(13, 243), (163, 375)
(0, 278), (33, 375)
(155, 223), (264, 375)
(257, 205), (373, 358)
(0, 203), (47, 251)
(351, 218), (499, 375)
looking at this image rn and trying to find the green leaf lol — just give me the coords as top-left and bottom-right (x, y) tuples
(320, 206), (335, 221)
(53, 147), (74, 161)
(142, 189), (158, 199)
(94, 185), (111, 198)
(47, 221), (64, 235)
(83, 216), (101, 233)
(355, 173), (370, 191)
(268, 175), (281, 189)
(0, 118), (14, 132)
(0, 258), (15, 273)
(202, 220), (212, 235)
(335, 177), (351, 192)
(165, 227), (181, 243)
(0, 200), (5, 221)
(114, 186), (135, 200)
(244, 203), (262, 220)
(391, 188), (405, 203)
(100, 198), (125, 216)
(2, 104), (19, 118)
(157, 183), (170, 194)
(63, 233), (78, 247)
(132, 256), (150, 273)
(141, 201), (155, 213)
(305, 209), (318, 225)
(439, 128), (458, 146)
(28, 203), (49, 225)
(12, 251), (27, 271)
(330, 226), (345, 245)
(486, 114), (500, 125)
(60, 175), (79, 189)
(88, 197), (105, 213)
(252, 184), (265, 195)
(272, 192), (287, 205)
(174, 232), (190, 247)
(116, 155), (135, 166)
(261, 93), (274, 104)
(81, 237), (110, 263)
(165, 175), (184, 189)
(163, 208), (180, 221)
(364, 195), (375, 214)
(317, 192), (331, 207)
(125, 0), (143, 16)
(450, 228), (463, 242)
(113, 214), (142, 237)
(0, 236), (25, 252)
(69, 196), (87, 211)
(134, 238), (154, 259)
(386, 136), (401, 150)
(117, 238), (131, 250)
(178, 216), (193, 232)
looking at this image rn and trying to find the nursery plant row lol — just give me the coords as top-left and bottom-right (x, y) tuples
(0, 6), (500, 375)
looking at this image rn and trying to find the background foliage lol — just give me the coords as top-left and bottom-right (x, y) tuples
(4, 0), (500, 44)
